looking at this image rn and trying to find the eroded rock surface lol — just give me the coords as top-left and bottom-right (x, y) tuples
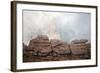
(23, 35), (91, 62)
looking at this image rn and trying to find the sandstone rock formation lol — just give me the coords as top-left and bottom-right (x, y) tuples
(28, 35), (52, 56)
(70, 39), (90, 56)
(23, 43), (33, 58)
(50, 40), (71, 56)
(23, 35), (91, 62)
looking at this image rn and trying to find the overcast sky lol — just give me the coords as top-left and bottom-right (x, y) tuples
(23, 10), (91, 45)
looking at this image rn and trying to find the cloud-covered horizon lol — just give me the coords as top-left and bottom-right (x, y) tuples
(23, 10), (91, 45)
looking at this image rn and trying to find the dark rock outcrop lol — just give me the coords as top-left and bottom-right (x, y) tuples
(23, 43), (33, 57)
(23, 43), (28, 50)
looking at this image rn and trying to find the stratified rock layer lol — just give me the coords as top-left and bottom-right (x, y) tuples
(23, 35), (91, 62)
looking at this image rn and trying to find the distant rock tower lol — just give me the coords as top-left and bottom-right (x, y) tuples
(47, 23), (61, 40)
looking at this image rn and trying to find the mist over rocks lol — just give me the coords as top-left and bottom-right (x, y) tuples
(23, 11), (91, 45)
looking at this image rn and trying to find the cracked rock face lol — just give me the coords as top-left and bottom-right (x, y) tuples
(50, 39), (71, 55)
(52, 44), (71, 55)
(27, 35), (90, 56)
(23, 35), (90, 61)
(70, 39), (90, 55)
(28, 35), (52, 56)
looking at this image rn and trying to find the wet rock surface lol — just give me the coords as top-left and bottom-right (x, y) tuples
(23, 35), (91, 62)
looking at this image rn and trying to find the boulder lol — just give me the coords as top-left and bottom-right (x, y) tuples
(52, 43), (71, 55)
(70, 39), (90, 55)
(28, 35), (52, 56)
(50, 39), (62, 47)
(37, 46), (52, 56)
